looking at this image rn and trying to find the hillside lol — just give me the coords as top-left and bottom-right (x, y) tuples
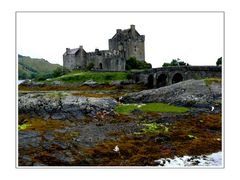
(18, 54), (61, 79)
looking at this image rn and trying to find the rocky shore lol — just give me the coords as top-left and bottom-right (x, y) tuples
(18, 79), (222, 166)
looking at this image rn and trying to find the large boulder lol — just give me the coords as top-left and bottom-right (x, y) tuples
(18, 93), (117, 120)
(122, 79), (221, 108)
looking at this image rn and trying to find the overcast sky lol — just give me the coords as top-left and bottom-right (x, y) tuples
(17, 12), (223, 68)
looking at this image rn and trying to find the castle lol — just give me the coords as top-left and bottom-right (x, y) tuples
(63, 25), (145, 71)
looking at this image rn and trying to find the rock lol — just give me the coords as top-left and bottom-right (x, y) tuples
(33, 162), (46, 166)
(42, 141), (52, 150)
(154, 135), (171, 143)
(131, 109), (144, 115)
(18, 93), (117, 120)
(52, 151), (75, 165)
(110, 80), (122, 86)
(19, 131), (41, 149)
(53, 140), (69, 150)
(43, 132), (55, 141)
(122, 79), (221, 108)
(21, 155), (33, 166)
(51, 113), (67, 120)
(50, 81), (64, 85)
(82, 80), (97, 86)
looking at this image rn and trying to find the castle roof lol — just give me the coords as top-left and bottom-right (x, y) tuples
(111, 27), (141, 40)
(64, 48), (79, 55)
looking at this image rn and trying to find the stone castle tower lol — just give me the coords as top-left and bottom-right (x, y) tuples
(63, 25), (145, 71)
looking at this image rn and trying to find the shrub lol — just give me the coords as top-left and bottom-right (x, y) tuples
(126, 57), (152, 70)
(86, 63), (95, 71)
(162, 58), (190, 67)
(52, 67), (70, 78)
(35, 73), (53, 81)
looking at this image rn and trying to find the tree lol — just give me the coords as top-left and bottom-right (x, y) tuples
(216, 57), (222, 66)
(86, 63), (95, 70)
(52, 67), (70, 78)
(126, 57), (152, 70)
(162, 58), (189, 67)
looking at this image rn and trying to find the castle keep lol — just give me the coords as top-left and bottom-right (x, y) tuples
(63, 25), (145, 71)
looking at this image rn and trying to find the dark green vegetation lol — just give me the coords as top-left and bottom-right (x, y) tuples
(125, 57), (152, 70)
(52, 67), (71, 78)
(18, 54), (61, 79)
(216, 57), (222, 66)
(162, 58), (190, 67)
(116, 103), (189, 115)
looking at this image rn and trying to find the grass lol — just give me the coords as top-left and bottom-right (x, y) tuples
(48, 71), (130, 84)
(141, 123), (169, 134)
(204, 78), (221, 86)
(46, 92), (68, 99)
(115, 103), (189, 115)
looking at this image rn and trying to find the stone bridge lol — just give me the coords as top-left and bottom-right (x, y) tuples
(132, 66), (222, 88)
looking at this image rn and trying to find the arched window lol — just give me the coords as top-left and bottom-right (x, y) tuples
(99, 63), (103, 69)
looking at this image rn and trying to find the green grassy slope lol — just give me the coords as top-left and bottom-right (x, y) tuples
(18, 54), (61, 79)
(50, 70), (131, 84)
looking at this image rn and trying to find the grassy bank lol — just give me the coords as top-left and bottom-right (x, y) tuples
(115, 103), (189, 115)
(48, 71), (130, 84)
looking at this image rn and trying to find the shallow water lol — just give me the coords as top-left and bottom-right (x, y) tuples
(18, 80), (25, 85)
(155, 151), (222, 167)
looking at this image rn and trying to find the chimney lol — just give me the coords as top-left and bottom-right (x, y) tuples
(130, 25), (135, 30)
(130, 25), (135, 37)
(79, 45), (83, 49)
(66, 48), (70, 53)
(116, 29), (122, 33)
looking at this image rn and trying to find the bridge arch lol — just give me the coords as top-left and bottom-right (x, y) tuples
(172, 72), (184, 84)
(147, 74), (154, 88)
(156, 73), (168, 87)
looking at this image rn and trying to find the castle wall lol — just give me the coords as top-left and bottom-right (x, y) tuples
(63, 54), (76, 70)
(109, 34), (145, 61)
(75, 47), (87, 69)
(86, 51), (125, 71)
(126, 38), (145, 61)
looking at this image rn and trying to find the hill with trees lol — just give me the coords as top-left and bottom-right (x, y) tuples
(18, 54), (61, 79)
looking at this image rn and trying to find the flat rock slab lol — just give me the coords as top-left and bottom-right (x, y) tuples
(18, 93), (117, 120)
(122, 79), (221, 108)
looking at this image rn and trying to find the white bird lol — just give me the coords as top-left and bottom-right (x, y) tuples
(211, 106), (215, 111)
(113, 145), (119, 152)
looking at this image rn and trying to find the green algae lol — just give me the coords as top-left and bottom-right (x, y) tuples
(115, 103), (189, 115)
